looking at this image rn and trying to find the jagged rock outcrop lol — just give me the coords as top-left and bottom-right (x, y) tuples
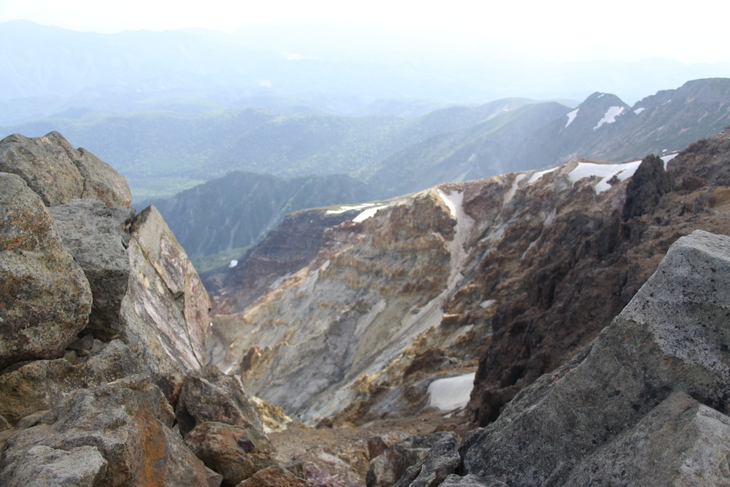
(451, 230), (730, 485)
(0, 173), (92, 370)
(369, 230), (730, 486)
(120, 205), (211, 398)
(0, 132), (277, 486)
(0, 131), (131, 208)
(621, 153), (672, 220)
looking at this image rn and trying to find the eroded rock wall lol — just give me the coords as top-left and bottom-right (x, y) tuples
(210, 127), (730, 427)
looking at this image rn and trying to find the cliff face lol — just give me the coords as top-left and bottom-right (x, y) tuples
(368, 230), (730, 486)
(0, 133), (279, 487)
(210, 127), (730, 426)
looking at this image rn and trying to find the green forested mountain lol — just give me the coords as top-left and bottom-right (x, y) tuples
(146, 171), (371, 259)
(0, 99), (543, 200)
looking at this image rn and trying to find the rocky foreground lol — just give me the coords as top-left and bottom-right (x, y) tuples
(2, 130), (730, 486)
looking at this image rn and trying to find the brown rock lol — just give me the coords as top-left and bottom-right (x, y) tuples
(0, 375), (211, 487)
(176, 365), (264, 437)
(235, 465), (308, 487)
(0, 173), (92, 370)
(0, 131), (131, 207)
(185, 422), (275, 486)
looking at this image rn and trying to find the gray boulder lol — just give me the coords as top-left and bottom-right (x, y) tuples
(0, 375), (212, 487)
(184, 421), (275, 486)
(0, 173), (92, 370)
(440, 475), (508, 487)
(564, 391), (730, 486)
(0, 445), (108, 487)
(393, 433), (460, 487)
(458, 230), (730, 486)
(366, 432), (457, 487)
(49, 199), (136, 340)
(0, 340), (142, 426)
(0, 132), (131, 208)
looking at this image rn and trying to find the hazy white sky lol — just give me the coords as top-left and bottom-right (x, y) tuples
(1, 0), (729, 63)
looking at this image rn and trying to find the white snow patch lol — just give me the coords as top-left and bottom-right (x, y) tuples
(228, 260), (238, 268)
(326, 203), (377, 215)
(353, 205), (388, 222)
(468, 153), (477, 162)
(527, 167), (559, 185)
(634, 107), (646, 115)
(569, 160), (642, 194)
(428, 373), (476, 411)
(594, 106), (625, 130)
(565, 108), (579, 128)
(661, 153), (679, 169)
(597, 94), (605, 98)
(480, 299), (496, 309)
(503, 174), (527, 204)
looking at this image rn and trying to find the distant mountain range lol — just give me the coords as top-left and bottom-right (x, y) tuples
(2, 20), (729, 125)
(133, 78), (730, 264)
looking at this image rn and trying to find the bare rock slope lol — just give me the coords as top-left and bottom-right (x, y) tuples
(210, 127), (730, 427)
(374, 230), (730, 486)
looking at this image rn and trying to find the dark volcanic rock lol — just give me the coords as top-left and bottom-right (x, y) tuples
(49, 199), (136, 340)
(457, 230), (730, 486)
(467, 128), (730, 427)
(0, 131), (131, 207)
(621, 154), (672, 221)
(0, 173), (92, 370)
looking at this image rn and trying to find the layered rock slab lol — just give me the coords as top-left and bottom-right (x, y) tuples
(0, 173), (92, 369)
(121, 205), (211, 398)
(456, 230), (730, 485)
(0, 131), (131, 208)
